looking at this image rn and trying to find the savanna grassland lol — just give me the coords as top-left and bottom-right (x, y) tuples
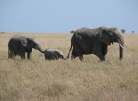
(0, 32), (138, 101)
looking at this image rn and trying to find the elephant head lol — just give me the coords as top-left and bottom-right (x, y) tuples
(99, 27), (124, 60)
(27, 38), (44, 53)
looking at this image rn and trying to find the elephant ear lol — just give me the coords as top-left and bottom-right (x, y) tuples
(20, 37), (28, 47)
(99, 27), (113, 45)
(27, 38), (36, 47)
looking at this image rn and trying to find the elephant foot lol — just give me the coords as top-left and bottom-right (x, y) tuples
(71, 55), (76, 60)
(99, 57), (105, 61)
(79, 55), (84, 61)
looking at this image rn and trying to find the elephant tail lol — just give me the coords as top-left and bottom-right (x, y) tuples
(8, 47), (11, 58)
(66, 32), (76, 59)
(66, 41), (73, 59)
(66, 33), (79, 59)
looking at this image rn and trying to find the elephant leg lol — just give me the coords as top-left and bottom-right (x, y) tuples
(27, 52), (31, 59)
(102, 44), (108, 56)
(71, 53), (77, 60)
(71, 45), (82, 60)
(20, 52), (25, 59)
(71, 48), (76, 60)
(8, 51), (13, 58)
(9, 51), (16, 59)
(9, 53), (15, 59)
(98, 44), (108, 61)
(71, 55), (75, 60)
(54, 55), (58, 60)
(94, 45), (105, 61)
(98, 54), (105, 61)
(79, 55), (84, 61)
(59, 55), (64, 59)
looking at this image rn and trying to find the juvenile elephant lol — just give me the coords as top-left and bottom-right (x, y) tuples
(42, 49), (64, 60)
(8, 35), (43, 59)
(67, 27), (124, 61)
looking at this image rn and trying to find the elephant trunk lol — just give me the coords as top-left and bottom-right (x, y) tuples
(37, 47), (44, 53)
(119, 45), (123, 60)
(34, 44), (44, 53)
(118, 38), (124, 60)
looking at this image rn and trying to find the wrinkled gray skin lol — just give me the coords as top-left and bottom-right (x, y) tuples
(67, 27), (124, 61)
(43, 49), (64, 60)
(8, 35), (43, 59)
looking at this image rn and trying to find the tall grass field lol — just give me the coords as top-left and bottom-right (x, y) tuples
(0, 32), (138, 101)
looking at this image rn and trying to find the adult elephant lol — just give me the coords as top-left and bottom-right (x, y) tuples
(67, 27), (124, 61)
(8, 35), (43, 59)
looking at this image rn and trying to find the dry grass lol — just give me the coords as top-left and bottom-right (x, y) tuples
(0, 32), (138, 101)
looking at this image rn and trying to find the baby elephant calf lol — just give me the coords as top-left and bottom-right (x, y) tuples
(43, 49), (64, 60)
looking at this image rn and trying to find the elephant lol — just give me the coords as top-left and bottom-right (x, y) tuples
(42, 48), (64, 60)
(67, 27), (124, 61)
(8, 35), (43, 59)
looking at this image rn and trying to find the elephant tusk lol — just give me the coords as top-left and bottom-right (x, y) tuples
(118, 39), (127, 49)
(123, 43), (127, 48)
(119, 43), (124, 48)
(117, 39), (124, 48)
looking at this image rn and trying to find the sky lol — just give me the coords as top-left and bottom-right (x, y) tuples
(0, 0), (138, 32)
